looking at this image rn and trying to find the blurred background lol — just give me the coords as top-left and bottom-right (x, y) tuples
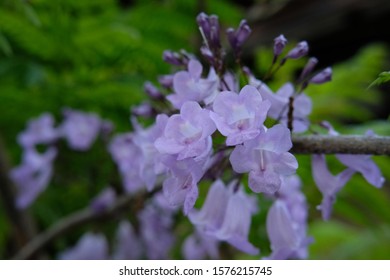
(0, 0), (389, 259)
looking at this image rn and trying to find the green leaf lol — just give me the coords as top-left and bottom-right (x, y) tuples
(368, 71), (390, 88)
(0, 32), (12, 56)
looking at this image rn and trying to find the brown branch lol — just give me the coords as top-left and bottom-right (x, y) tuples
(291, 135), (390, 155)
(13, 189), (158, 260)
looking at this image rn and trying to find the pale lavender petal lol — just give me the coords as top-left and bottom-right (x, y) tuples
(214, 191), (259, 255)
(188, 59), (202, 79)
(154, 137), (185, 155)
(113, 221), (142, 260)
(17, 113), (59, 148)
(248, 169), (281, 194)
(229, 144), (257, 173)
(336, 154), (385, 188)
(267, 200), (299, 254)
(189, 179), (229, 232)
(259, 124), (292, 153)
(59, 232), (108, 260)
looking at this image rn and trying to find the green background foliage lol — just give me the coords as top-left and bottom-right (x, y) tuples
(0, 0), (389, 259)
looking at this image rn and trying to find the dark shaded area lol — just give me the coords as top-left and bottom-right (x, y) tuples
(247, 0), (390, 66)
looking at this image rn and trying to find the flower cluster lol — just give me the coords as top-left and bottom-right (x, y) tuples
(10, 12), (386, 260)
(10, 108), (112, 208)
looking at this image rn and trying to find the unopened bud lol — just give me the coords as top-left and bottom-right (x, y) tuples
(309, 67), (332, 84)
(273, 34), (287, 56)
(299, 57), (318, 81)
(286, 41), (309, 59)
(158, 74), (174, 88)
(144, 81), (163, 99)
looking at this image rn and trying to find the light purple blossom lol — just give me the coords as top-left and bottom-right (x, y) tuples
(189, 180), (259, 255)
(188, 179), (230, 232)
(60, 108), (101, 151)
(132, 114), (169, 191)
(322, 123), (385, 188)
(182, 230), (219, 260)
(167, 60), (219, 108)
(161, 155), (207, 215)
(210, 85), (271, 146)
(337, 153), (385, 188)
(312, 154), (355, 220)
(17, 113), (59, 148)
(155, 101), (215, 160)
(112, 220), (143, 260)
(108, 133), (144, 193)
(213, 186), (259, 255)
(138, 194), (176, 259)
(59, 232), (109, 260)
(230, 124), (298, 194)
(10, 147), (57, 209)
(251, 79), (312, 132)
(265, 175), (312, 259)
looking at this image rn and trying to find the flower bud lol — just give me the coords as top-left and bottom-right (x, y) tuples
(309, 67), (332, 84)
(273, 34), (287, 57)
(144, 81), (163, 99)
(286, 41), (309, 59)
(299, 57), (318, 81)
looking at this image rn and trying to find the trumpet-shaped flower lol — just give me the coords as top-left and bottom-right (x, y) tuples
(311, 154), (355, 220)
(210, 85), (271, 146)
(155, 101), (215, 160)
(230, 124), (298, 194)
(59, 232), (108, 260)
(17, 113), (59, 148)
(10, 147), (57, 208)
(167, 60), (219, 108)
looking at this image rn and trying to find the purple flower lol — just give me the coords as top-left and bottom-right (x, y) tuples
(90, 187), (116, 213)
(138, 194), (176, 259)
(17, 113), (59, 148)
(285, 41), (309, 59)
(188, 179), (230, 232)
(161, 155), (206, 215)
(10, 147), (57, 209)
(155, 101), (216, 160)
(190, 179), (258, 255)
(108, 133), (144, 193)
(59, 232), (109, 260)
(167, 60), (219, 108)
(251, 79), (312, 132)
(322, 123), (385, 188)
(113, 220), (143, 260)
(182, 230), (219, 260)
(265, 175), (312, 259)
(336, 153), (385, 188)
(213, 187), (259, 255)
(132, 114), (169, 191)
(230, 124), (298, 194)
(210, 85), (271, 146)
(273, 34), (287, 57)
(312, 154), (355, 220)
(60, 108), (101, 151)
